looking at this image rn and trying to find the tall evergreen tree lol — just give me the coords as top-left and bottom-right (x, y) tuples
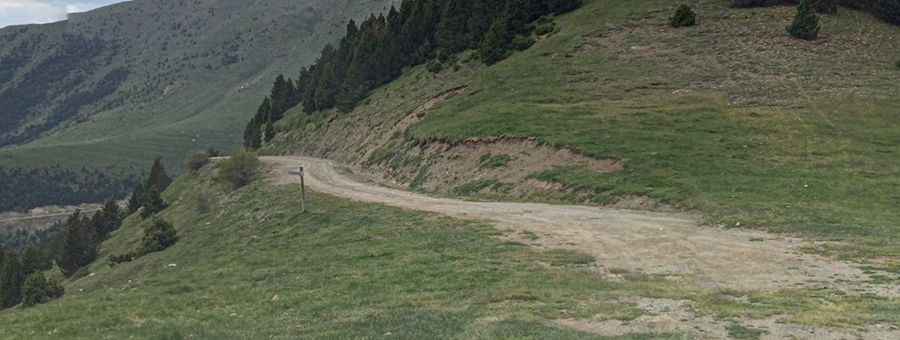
(140, 188), (167, 219)
(263, 119), (276, 143)
(0, 252), (25, 308)
(146, 158), (172, 193)
(787, 0), (820, 40)
(480, 18), (512, 65)
(20, 247), (48, 277)
(93, 200), (123, 239)
(59, 211), (98, 277)
(437, 0), (472, 54)
(127, 181), (145, 214)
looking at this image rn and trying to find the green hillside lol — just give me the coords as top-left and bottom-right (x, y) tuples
(0, 0), (399, 210)
(268, 0), (900, 271)
(2, 164), (896, 339)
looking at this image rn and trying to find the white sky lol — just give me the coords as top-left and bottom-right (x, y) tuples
(0, 0), (126, 28)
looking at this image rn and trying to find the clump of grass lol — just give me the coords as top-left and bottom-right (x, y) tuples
(726, 322), (767, 340)
(479, 153), (513, 169)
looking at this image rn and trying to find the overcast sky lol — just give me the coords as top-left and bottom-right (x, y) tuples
(0, 0), (126, 28)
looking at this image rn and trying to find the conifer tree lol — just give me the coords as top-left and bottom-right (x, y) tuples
(787, 0), (820, 40)
(127, 181), (145, 214)
(263, 119), (276, 143)
(59, 210), (98, 277)
(480, 18), (511, 65)
(146, 157), (172, 193)
(437, 0), (472, 54)
(0, 252), (25, 308)
(22, 272), (49, 307)
(93, 200), (123, 239)
(140, 188), (167, 219)
(20, 247), (48, 277)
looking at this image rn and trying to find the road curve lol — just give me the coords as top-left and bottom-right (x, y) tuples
(263, 156), (887, 294)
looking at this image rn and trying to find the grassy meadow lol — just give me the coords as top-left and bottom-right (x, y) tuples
(1, 165), (898, 339)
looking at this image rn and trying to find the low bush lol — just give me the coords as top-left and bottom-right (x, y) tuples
(185, 152), (211, 173)
(895, 59), (900, 69)
(427, 59), (444, 74)
(787, 0), (820, 40)
(141, 218), (178, 254)
(216, 150), (261, 190)
(22, 273), (60, 307)
(670, 4), (698, 27)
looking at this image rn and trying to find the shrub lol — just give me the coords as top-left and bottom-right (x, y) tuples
(787, 0), (820, 40)
(110, 252), (138, 265)
(535, 22), (556, 36)
(185, 152), (211, 173)
(670, 4), (698, 27)
(216, 150), (261, 189)
(427, 59), (444, 74)
(46, 277), (64, 300)
(22, 273), (49, 307)
(511, 35), (536, 51)
(895, 59), (900, 69)
(141, 218), (178, 254)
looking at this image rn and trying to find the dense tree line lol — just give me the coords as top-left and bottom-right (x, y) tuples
(0, 159), (173, 309)
(0, 165), (137, 213)
(244, 0), (582, 148)
(0, 200), (122, 309)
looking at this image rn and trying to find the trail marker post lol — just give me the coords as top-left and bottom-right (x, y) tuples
(298, 166), (306, 213)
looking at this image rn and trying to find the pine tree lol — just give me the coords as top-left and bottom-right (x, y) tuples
(270, 75), (290, 120)
(59, 211), (98, 277)
(0, 252), (25, 308)
(480, 18), (511, 65)
(146, 158), (172, 193)
(20, 247), (48, 277)
(21, 272), (49, 307)
(787, 0), (820, 40)
(263, 119), (276, 143)
(127, 181), (145, 214)
(437, 0), (472, 54)
(140, 188), (167, 219)
(94, 200), (123, 239)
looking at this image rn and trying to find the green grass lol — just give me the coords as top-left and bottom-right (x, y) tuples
(0, 170), (681, 339)
(479, 154), (514, 169)
(2, 167), (897, 338)
(726, 322), (766, 340)
(398, 0), (900, 267)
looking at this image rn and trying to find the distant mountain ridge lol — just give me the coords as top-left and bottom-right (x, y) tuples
(0, 0), (398, 148)
(0, 0), (398, 212)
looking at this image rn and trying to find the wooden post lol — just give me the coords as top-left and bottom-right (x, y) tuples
(299, 166), (306, 213)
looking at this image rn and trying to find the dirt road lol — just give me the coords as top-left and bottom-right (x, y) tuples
(264, 156), (893, 295)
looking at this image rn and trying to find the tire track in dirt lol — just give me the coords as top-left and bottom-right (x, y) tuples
(264, 156), (896, 297)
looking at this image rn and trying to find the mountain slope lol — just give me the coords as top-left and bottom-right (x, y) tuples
(266, 0), (900, 271)
(0, 0), (399, 211)
(0, 0), (398, 166)
(1, 158), (896, 339)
